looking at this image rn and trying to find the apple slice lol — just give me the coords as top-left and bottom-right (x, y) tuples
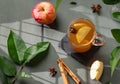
(73, 23), (86, 30)
(90, 70), (99, 80)
(90, 60), (104, 80)
(76, 26), (91, 43)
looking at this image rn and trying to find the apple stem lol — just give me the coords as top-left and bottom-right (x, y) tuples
(41, 24), (44, 42)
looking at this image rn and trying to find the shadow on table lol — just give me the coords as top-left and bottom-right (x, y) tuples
(48, 11), (90, 32)
(59, 33), (120, 84)
(0, 45), (60, 84)
(0, 48), (8, 57)
(59, 34), (101, 66)
(19, 44), (60, 84)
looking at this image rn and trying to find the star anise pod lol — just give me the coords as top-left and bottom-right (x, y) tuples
(69, 27), (77, 34)
(49, 67), (57, 77)
(91, 4), (101, 15)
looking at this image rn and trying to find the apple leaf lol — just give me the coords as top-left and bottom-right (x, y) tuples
(7, 30), (27, 64)
(0, 56), (16, 76)
(110, 46), (120, 76)
(24, 42), (50, 63)
(106, 81), (111, 84)
(102, 0), (120, 5)
(55, 0), (62, 12)
(111, 29), (120, 43)
(0, 70), (9, 84)
(112, 12), (120, 20)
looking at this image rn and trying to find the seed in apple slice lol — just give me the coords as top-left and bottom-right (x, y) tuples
(76, 26), (91, 43)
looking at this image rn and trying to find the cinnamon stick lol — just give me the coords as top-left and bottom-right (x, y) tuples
(58, 62), (69, 84)
(57, 58), (81, 84)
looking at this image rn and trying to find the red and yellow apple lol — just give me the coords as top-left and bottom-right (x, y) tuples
(32, 1), (56, 24)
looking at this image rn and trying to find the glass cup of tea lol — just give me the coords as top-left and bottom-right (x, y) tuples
(67, 18), (105, 53)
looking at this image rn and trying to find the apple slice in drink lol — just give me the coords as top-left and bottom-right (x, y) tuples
(73, 23), (87, 30)
(76, 26), (91, 43)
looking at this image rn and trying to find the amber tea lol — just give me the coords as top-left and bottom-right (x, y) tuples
(68, 18), (96, 53)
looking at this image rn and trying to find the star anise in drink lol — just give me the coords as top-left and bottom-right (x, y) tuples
(69, 27), (77, 34)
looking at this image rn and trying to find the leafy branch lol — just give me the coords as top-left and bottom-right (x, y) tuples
(102, 0), (120, 21)
(0, 30), (50, 84)
(100, 0), (120, 83)
(110, 29), (120, 76)
(55, 0), (62, 12)
(102, 0), (120, 5)
(0, 0), (62, 83)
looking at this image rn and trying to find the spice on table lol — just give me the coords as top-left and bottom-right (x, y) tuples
(49, 67), (57, 77)
(70, 1), (77, 5)
(91, 4), (101, 14)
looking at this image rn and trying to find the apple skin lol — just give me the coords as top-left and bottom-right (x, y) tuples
(32, 1), (56, 24)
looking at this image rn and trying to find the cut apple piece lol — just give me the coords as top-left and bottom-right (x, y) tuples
(90, 60), (103, 80)
(90, 70), (98, 80)
(76, 26), (91, 43)
(73, 23), (87, 30)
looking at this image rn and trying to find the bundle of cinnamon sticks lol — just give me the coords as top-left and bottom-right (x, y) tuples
(57, 58), (81, 84)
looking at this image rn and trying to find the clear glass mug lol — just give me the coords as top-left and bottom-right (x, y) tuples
(67, 18), (105, 53)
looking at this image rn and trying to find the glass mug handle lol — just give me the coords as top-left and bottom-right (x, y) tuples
(92, 33), (106, 46)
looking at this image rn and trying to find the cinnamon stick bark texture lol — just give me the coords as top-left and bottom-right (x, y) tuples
(58, 62), (69, 84)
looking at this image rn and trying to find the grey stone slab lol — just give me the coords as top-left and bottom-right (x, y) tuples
(44, 38), (67, 55)
(20, 32), (42, 45)
(0, 0), (120, 84)
(21, 22), (42, 36)
(44, 28), (66, 41)
(0, 0), (39, 23)
(0, 36), (7, 46)
(1, 21), (21, 30)
(0, 26), (20, 37)
(0, 46), (8, 56)
(57, 53), (68, 59)
(22, 18), (40, 25)
(0, 26), (10, 37)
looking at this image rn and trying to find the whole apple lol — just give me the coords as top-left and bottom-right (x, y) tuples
(32, 1), (56, 24)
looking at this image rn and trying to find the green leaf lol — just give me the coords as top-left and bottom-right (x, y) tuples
(106, 81), (111, 84)
(0, 70), (9, 84)
(110, 46), (120, 76)
(0, 56), (16, 76)
(112, 12), (120, 19)
(102, 0), (120, 5)
(24, 42), (50, 63)
(17, 72), (31, 78)
(7, 30), (27, 64)
(111, 29), (120, 43)
(55, 0), (62, 12)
